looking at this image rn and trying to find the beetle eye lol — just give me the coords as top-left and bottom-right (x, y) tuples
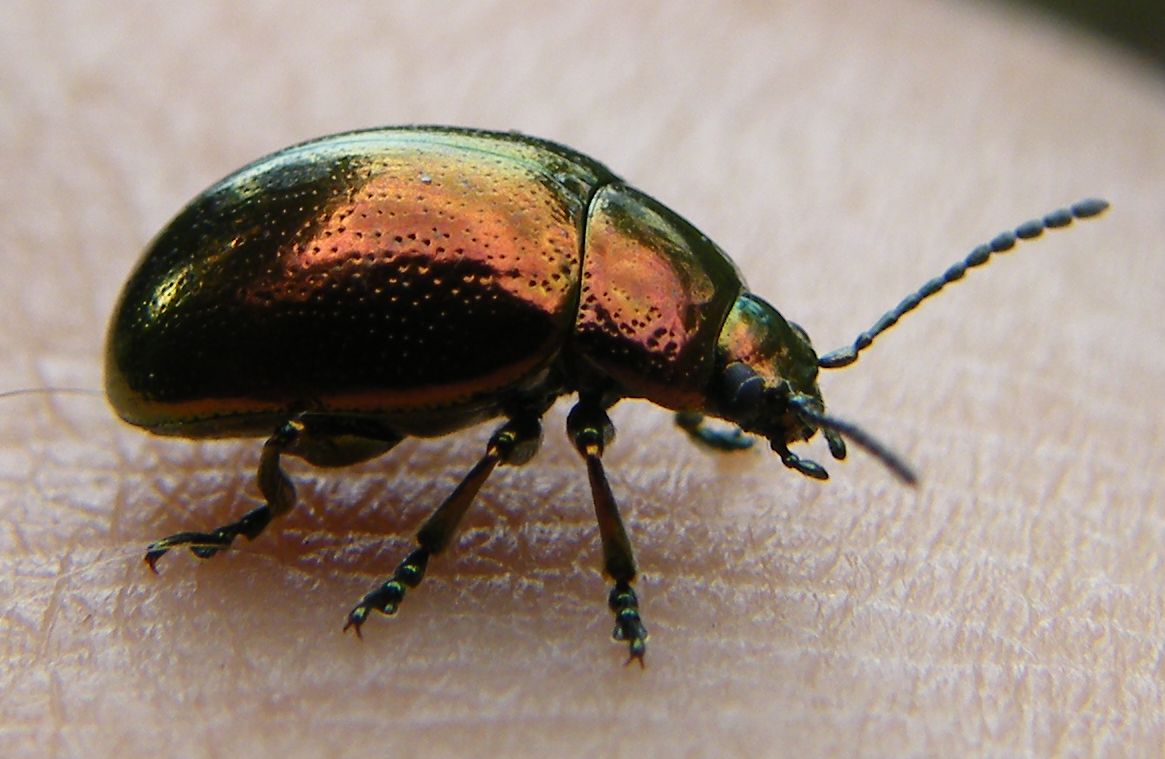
(720, 361), (765, 420)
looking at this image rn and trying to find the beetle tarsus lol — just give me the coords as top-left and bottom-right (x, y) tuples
(610, 581), (648, 667)
(774, 444), (829, 480)
(143, 505), (273, 569)
(344, 550), (426, 634)
(344, 416), (542, 635)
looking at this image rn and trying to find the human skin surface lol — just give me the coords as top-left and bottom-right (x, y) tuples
(2, 2), (1163, 756)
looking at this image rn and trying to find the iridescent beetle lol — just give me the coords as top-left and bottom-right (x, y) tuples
(107, 126), (1107, 663)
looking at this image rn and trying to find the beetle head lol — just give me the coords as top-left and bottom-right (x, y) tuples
(711, 293), (915, 483)
(711, 293), (833, 478)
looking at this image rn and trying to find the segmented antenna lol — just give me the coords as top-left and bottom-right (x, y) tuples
(817, 198), (1109, 369)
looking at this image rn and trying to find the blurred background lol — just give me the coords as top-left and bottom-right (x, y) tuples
(1015, 0), (1164, 70)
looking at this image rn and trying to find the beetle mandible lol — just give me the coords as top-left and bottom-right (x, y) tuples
(109, 125), (1108, 664)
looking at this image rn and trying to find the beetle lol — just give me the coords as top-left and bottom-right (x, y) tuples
(108, 125), (1107, 663)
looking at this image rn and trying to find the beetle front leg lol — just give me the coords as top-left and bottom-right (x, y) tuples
(675, 411), (753, 451)
(343, 414), (543, 636)
(568, 397), (648, 666)
(145, 416), (401, 570)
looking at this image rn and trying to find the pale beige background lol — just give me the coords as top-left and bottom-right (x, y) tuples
(2, 2), (1163, 757)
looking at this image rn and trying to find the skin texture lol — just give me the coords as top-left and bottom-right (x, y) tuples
(2, 2), (1162, 757)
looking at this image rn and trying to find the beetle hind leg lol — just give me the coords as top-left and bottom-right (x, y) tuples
(145, 415), (401, 570)
(569, 396), (649, 666)
(343, 414), (543, 636)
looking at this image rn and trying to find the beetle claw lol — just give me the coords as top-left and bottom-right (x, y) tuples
(342, 608), (368, 639)
(624, 641), (647, 668)
(144, 549), (166, 574)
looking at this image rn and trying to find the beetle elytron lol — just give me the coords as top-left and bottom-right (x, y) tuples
(107, 126), (1107, 663)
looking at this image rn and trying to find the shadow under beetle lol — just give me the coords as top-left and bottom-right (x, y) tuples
(108, 126), (1108, 664)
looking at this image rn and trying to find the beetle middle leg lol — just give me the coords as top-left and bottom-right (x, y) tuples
(343, 413), (543, 636)
(568, 395), (649, 666)
(145, 415), (401, 570)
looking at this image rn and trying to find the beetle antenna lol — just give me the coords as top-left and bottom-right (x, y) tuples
(788, 395), (917, 485)
(817, 198), (1109, 369)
